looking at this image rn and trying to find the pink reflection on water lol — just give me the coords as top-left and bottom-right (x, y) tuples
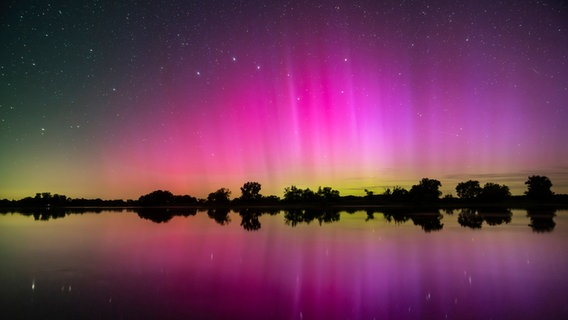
(1, 210), (567, 319)
(93, 211), (568, 319)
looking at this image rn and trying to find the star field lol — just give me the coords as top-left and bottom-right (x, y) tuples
(1, 0), (567, 199)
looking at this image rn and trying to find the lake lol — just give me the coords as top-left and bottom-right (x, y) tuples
(1, 208), (567, 319)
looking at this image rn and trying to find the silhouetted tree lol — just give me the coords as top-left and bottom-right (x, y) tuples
(301, 188), (317, 202)
(283, 186), (303, 203)
(478, 183), (511, 202)
(455, 180), (482, 200)
(37, 192), (50, 200)
(391, 186), (410, 202)
(20, 192), (70, 207)
(138, 190), (174, 206)
(172, 195), (198, 205)
(262, 195), (281, 205)
(525, 175), (553, 200)
(207, 188), (231, 204)
(283, 186), (317, 203)
(316, 186), (340, 202)
(240, 181), (262, 201)
(383, 186), (410, 202)
(409, 178), (442, 203)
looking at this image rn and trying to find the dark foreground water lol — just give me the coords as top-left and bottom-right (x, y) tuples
(1, 209), (567, 319)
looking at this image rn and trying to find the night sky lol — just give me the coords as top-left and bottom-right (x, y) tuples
(1, 0), (567, 200)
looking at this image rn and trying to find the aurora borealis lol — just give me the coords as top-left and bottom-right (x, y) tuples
(1, 0), (567, 199)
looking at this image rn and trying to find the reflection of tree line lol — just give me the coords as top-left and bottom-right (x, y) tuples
(526, 208), (556, 233)
(132, 207), (556, 233)
(283, 208), (341, 227)
(0, 207), (121, 221)
(1, 207), (557, 233)
(377, 208), (444, 232)
(452, 208), (556, 232)
(456, 208), (513, 229)
(136, 208), (197, 223)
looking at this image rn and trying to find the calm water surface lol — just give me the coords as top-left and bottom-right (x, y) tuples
(1, 209), (567, 319)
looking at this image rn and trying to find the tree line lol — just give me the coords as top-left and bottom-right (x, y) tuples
(0, 175), (562, 208)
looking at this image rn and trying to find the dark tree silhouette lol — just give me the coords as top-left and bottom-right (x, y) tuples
(283, 186), (317, 203)
(282, 186), (340, 204)
(478, 183), (511, 202)
(409, 178), (442, 203)
(316, 186), (340, 202)
(172, 195), (198, 205)
(300, 188), (317, 202)
(383, 186), (410, 202)
(455, 180), (482, 200)
(240, 181), (262, 201)
(283, 185), (303, 202)
(391, 186), (410, 202)
(525, 175), (554, 200)
(16, 192), (70, 207)
(207, 188), (231, 204)
(138, 190), (174, 206)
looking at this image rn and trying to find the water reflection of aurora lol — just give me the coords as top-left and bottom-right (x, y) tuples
(1, 210), (567, 318)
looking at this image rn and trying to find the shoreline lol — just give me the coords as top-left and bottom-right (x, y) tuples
(1, 200), (567, 212)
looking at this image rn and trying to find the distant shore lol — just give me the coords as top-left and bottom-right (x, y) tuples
(2, 176), (565, 211)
